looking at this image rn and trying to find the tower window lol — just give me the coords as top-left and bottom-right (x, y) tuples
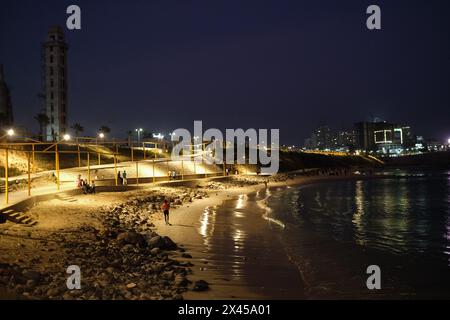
(50, 55), (54, 63)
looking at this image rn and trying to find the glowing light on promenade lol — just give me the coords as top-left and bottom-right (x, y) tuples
(63, 134), (71, 141)
(7, 129), (14, 136)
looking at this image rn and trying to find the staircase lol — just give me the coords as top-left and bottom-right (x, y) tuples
(0, 208), (37, 227)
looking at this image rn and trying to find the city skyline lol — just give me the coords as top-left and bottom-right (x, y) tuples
(1, 0), (449, 144)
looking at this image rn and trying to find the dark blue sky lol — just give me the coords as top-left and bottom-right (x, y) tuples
(1, 0), (449, 144)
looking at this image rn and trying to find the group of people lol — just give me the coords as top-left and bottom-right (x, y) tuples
(117, 170), (128, 185)
(76, 174), (96, 194)
(168, 170), (177, 180)
(225, 168), (239, 176)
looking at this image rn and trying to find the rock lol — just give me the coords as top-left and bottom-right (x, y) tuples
(126, 283), (137, 289)
(181, 253), (192, 259)
(193, 280), (209, 292)
(25, 279), (36, 287)
(46, 287), (62, 297)
(63, 292), (74, 300)
(150, 247), (160, 255)
(120, 244), (136, 253)
(146, 236), (165, 249)
(162, 236), (177, 250)
(174, 275), (189, 287)
(117, 232), (145, 246)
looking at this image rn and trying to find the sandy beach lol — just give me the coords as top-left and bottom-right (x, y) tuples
(0, 173), (361, 300)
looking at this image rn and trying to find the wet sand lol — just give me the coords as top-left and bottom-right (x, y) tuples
(154, 186), (305, 299)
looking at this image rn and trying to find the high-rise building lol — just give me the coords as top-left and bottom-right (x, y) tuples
(307, 125), (334, 150)
(336, 130), (355, 150)
(0, 64), (14, 129)
(354, 121), (415, 153)
(42, 26), (68, 141)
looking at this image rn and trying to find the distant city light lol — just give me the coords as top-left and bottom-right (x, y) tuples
(153, 133), (164, 140)
(63, 134), (71, 141)
(6, 129), (14, 136)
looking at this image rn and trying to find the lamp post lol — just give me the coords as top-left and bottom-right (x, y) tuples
(43, 134), (71, 191)
(98, 132), (105, 165)
(135, 128), (143, 145)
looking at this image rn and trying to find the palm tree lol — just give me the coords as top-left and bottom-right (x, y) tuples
(99, 125), (111, 134)
(71, 123), (84, 137)
(34, 113), (49, 141)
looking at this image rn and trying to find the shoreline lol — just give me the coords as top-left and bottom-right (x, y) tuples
(0, 172), (399, 300)
(152, 174), (366, 299)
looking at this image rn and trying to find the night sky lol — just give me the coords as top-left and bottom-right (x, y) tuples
(1, 0), (449, 144)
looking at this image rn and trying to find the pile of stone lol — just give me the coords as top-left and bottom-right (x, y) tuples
(0, 188), (212, 300)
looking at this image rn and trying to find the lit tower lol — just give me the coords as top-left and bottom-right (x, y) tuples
(42, 26), (68, 141)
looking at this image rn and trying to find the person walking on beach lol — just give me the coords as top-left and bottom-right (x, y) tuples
(122, 170), (128, 186)
(161, 200), (171, 225)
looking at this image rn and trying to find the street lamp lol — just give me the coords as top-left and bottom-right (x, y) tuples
(0, 128), (15, 139)
(135, 128), (143, 144)
(99, 132), (105, 139)
(63, 134), (71, 141)
(447, 138), (450, 145)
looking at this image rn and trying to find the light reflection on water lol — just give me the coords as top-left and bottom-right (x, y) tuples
(197, 198), (250, 280)
(267, 170), (450, 265)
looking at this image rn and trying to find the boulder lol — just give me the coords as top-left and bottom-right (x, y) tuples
(193, 280), (209, 292)
(162, 236), (177, 250)
(146, 236), (165, 249)
(116, 232), (145, 246)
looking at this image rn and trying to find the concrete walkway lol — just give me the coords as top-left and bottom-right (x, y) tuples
(0, 159), (224, 209)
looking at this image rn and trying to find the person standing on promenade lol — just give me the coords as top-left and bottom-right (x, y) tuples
(76, 174), (82, 188)
(161, 200), (171, 225)
(123, 170), (128, 185)
(117, 171), (122, 185)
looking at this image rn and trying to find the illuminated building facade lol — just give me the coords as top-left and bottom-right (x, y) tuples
(354, 121), (414, 154)
(42, 26), (68, 141)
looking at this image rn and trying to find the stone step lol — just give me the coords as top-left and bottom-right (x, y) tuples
(21, 217), (33, 225)
(9, 212), (22, 218)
